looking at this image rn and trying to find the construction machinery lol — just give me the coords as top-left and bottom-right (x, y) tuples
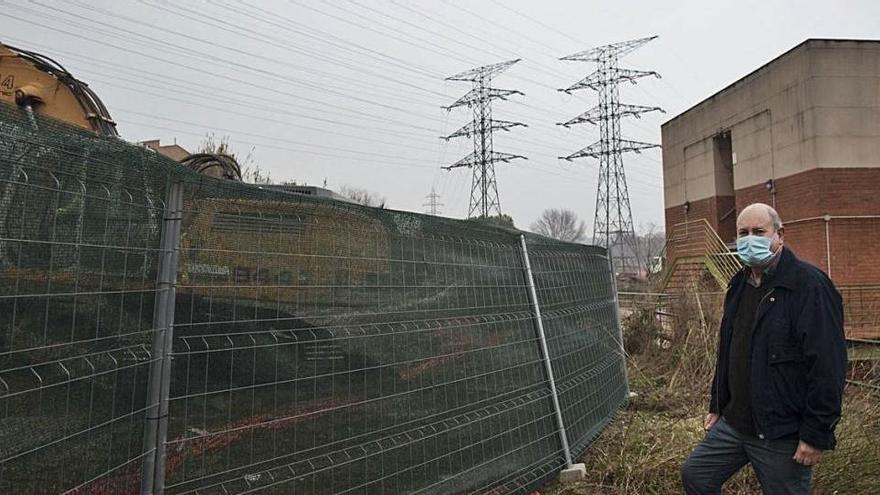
(0, 42), (117, 136)
(0, 41), (243, 180)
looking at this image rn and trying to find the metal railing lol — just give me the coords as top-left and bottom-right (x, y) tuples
(657, 218), (879, 340)
(658, 219), (741, 291)
(838, 286), (880, 341)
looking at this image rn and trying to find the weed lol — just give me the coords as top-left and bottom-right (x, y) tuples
(542, 292), (880, 494)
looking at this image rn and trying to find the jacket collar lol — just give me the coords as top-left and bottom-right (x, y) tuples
(766, 246), (800, 290)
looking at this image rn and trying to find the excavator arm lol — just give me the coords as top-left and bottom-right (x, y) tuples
(0, 41), (117, 136)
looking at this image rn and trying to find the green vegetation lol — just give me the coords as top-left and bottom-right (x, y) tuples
(467, 213), (516, 229)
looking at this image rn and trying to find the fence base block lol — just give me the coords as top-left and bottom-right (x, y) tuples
(559, 463), (587, 483)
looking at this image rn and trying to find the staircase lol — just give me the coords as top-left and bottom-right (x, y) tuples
(658, 219), (742, 293)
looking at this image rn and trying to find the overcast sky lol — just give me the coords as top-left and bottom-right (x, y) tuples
(3, 0), (878, 233)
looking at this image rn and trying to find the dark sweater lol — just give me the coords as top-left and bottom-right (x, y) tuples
(723, 281), (772, 437)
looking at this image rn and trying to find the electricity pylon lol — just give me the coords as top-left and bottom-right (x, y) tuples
(423, 188), (443, 215)
(442, 59), (526, 218)
(557, 36), (664, 274)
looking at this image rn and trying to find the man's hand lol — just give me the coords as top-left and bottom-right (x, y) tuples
(792, 441), (824, 466)
(704, 413), (720, 431)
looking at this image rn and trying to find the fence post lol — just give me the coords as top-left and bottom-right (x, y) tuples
(141, 180), (184, 495)
(607, 253), (631, 399)
(518, 235), (583, 478)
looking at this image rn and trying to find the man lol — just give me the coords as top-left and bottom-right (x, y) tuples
(681, 203), (847, 494)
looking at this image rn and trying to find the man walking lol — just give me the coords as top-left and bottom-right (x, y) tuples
(681, 203), (847, 494)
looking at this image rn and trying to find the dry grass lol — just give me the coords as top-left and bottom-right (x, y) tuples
(541, 292), (880, 495)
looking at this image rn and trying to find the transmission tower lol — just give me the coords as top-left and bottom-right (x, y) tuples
(557, 36), (664, 274)
(423, 188), (444, 215)
(442, 59), (527, 218)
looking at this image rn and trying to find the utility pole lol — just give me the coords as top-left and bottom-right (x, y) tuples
(442, 59), (527, 218)
(423, 188), (444, 215)
(557, 36), (664, 275)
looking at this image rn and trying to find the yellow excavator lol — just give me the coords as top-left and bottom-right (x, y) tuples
(0, 42), (242, 180)
(0, 42), (118, 136)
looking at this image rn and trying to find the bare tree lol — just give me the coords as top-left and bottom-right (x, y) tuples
(199, 133), (254, 165)
(195, 133), (269, 183)
(637, 222), (666, 273)
(530, 208), (587, 242)
(341, 186), (386, 208)
(241, 164), (273, 185)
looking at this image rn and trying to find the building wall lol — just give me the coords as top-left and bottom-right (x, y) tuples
(661, 39), (880, 287)
(140, 139), (190, 161)
(661, 41), (813, 209)
(662, 39), (880, 207)
(664, 195), (736, 240)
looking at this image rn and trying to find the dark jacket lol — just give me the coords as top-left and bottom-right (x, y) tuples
(709, 247), (846, 450)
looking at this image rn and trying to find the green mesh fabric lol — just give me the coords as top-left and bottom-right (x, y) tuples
(0, 103), (627, 494)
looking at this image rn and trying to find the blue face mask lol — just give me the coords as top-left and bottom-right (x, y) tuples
(736, 234), (776, 267)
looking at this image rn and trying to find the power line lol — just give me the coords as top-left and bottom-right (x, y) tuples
(42, 0), (445, 101)
(119, 109), (437, 166)
(286, 0), (476, 67)
(12, 0), (663, 165)
(2, 36), (439, 141)
(391, 0), (576, 83)
(2, 30), (665, 192)
(116, 117), (437, 172)
(88, 76), (437, 151)
(442, 0), (690, 128)
(335, 0), (568, 92)
(225, 0), (444, 80)
(485, 0), (587, 47)
(3, 25), (667, 193)
(9, 3), (452, 123)
(440, 0), (572, 60)
(0, 11), (447, 132)
(5, 0), (670, 219)
(214, 1), (611, 142)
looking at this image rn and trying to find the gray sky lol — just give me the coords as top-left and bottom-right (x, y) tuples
(3, 0), (878, 233)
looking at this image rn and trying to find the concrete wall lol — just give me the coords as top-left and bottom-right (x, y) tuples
(661, 39), (880, 286)
(662, 39), (880, 207)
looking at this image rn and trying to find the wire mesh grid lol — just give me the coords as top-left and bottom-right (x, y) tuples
(162, 189), (559, 495)
(0, 103), (627, 494)
(0, 104), (170, 493)
(521, 238), (628, 456)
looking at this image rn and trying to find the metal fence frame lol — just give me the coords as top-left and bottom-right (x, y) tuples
(141, 180), (183, 494)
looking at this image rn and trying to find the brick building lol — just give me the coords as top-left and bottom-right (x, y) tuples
(661, 39), (880, 338)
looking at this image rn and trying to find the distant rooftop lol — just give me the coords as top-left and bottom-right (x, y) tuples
(140, 139), (190, 161)
(261, 183), (354, 203)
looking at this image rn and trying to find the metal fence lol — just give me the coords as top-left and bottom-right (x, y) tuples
(838, 286), (880, 341)
(0, 104), (628, 494)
